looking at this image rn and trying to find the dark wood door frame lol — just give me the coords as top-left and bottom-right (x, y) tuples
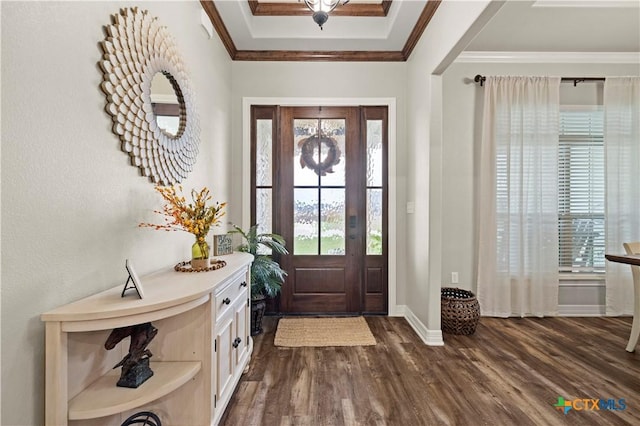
(248, 102), (391, 315)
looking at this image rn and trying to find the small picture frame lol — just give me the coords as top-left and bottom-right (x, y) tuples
(122, 259), (145, 299)
(213, 233), (234, 256)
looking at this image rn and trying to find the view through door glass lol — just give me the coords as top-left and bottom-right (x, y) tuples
(251, 105), (388, 314)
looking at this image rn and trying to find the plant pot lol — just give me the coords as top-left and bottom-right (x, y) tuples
(251, 295), (267, 336)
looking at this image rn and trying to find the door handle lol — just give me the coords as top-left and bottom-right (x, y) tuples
(349, 215), (357, 239)
(222, 297), (231, 305)
(232, 337), (242, 348)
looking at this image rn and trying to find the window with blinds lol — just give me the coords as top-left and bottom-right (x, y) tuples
(558, 106), (605, 274)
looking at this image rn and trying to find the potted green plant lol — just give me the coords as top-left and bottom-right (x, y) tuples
(231, 224), (288, 335)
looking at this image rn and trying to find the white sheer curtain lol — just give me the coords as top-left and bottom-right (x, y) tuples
(477, 76), (561, 317)
(605, 77), (640, 316)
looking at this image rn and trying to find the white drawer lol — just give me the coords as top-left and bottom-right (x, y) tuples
(214, 272), (248, 321)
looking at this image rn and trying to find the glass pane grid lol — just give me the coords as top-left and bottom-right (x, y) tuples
(254, 115), (274, 257)
(294, 119), (346, 185)
(293, 118), (347, 256)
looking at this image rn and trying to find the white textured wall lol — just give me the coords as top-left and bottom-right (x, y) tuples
(230, 61), (408, 305)
(405, 0), (497, 335)
(441, 60), (640, 305)
(1, 2), (232, 424)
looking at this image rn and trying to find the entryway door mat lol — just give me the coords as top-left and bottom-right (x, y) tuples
(274, 316), (376, 347)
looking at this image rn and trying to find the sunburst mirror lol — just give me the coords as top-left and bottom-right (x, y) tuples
(98, 7), (200, 185)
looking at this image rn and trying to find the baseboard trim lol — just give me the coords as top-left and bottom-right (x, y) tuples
(388, 304), (405, 317)
(397, 305), (444, 346)
(392, 305), (602, 341)
(558, 304), (605, 316)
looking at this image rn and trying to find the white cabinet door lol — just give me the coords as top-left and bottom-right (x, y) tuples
(214, 314), (234, 405)
(233, 295), (249, 368)
(212, 269), (252, 425)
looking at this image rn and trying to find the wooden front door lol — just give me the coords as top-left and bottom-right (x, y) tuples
(280, 106), (388, 314)
(250, 105), (388, 314)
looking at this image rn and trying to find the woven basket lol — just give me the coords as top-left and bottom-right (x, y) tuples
(441, 287), (480, 335)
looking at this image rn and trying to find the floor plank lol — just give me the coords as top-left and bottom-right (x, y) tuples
(220, 316), (640, 425)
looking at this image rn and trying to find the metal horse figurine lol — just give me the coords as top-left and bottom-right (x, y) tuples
(105, 322), (158, 388)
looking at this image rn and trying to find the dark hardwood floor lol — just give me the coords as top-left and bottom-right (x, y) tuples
(220, 316), (640, 425)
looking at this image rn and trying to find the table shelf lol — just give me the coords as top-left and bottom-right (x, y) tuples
(68, 361), (201, 420)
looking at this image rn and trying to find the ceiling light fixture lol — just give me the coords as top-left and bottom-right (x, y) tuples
(299, 0), (350, 30)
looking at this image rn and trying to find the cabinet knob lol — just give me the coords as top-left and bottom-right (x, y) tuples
(232, 337), (242, 348)
(222, 297), (231, 305)
(241, 281), (248, 287)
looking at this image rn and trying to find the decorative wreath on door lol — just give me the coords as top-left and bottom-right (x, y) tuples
(298, 135), (342, 176)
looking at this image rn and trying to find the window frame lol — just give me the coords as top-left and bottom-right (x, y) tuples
(557, 104), (605, 279)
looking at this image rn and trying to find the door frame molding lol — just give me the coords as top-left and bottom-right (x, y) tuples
(242, 97), (398, 315)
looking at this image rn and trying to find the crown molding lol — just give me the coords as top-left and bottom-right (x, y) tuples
(532, 0), (639, 8)
(456, 51), (640, 64)
(402, 0), (441, 61)
(201, 0), (238, 59)
(234, 50), (405, 62)
(248, 0), (392, 17)
(201, 0), (440, 62)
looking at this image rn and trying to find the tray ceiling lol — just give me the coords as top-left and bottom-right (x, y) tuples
(200, 0), (440, 61)
(201, 0), (640, 62)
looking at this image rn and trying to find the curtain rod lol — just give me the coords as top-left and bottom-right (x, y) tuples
(473, 75), (606, 87)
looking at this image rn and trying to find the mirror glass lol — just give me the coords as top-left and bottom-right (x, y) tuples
(150, 72), (181, 137)
(100, 8), (200, 185)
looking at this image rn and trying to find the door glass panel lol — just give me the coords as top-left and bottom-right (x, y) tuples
(294, 188), (319, 255)
(366, 120), (383, 187)
(293, 118), (346, 256)
(294, 119), (346, 187)
(318, 119), (345, 187)
(256, 188), (272, 236)
(367, 189), (383, 255)
(294, 119), (320, 186)
(256, 119), (273, 186)
(320, 188), (345, 255)
(366, 119), (383, 255)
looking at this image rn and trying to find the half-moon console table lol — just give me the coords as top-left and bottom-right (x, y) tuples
(41, 252), (253, 426)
